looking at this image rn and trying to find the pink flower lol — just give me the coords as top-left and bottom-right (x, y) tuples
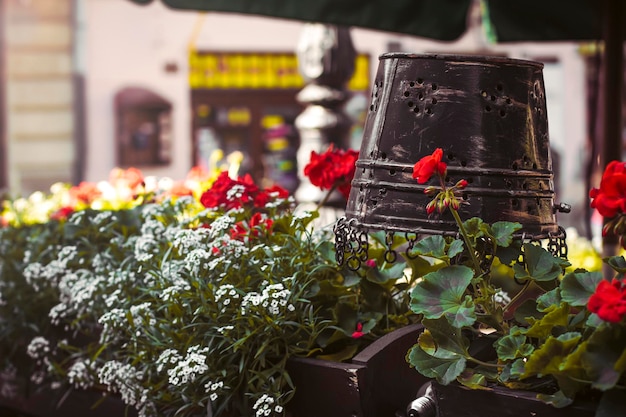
(351, 322), (365, 339)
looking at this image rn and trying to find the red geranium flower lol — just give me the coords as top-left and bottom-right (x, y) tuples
(230, 212), (273, 240)
(303, 144), (358, 199)
(587, 278), (626, 323)
(50, 206), (74, 221)
(589, 160), (626, 218)
(253, 185), (290, 208)
(200, 172), (259, 210)
(412, 148), (447, 184)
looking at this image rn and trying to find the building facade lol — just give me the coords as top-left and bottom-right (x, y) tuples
(1, 0), (598, 230)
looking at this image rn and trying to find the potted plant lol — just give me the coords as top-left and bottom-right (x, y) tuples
(0, 147), (426, 417)
(401, 149), (625, 417)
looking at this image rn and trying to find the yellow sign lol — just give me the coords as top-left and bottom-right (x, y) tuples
(189, 51), (369, 91)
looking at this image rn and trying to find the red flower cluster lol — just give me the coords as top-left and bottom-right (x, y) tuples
(303, 144), (359, 199)
(589, 161), (626, 218)
(412, 148), (447, 184)
(200, 171), (289, 210)
(587, 278), (626, 323)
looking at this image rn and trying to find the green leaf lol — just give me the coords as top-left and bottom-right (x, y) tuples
(524, 303), (570, 338)
(421, 317), (471, 357)
(582, 324), (626, 390)
(513, 299), (543, 325)
(515, 244), (569, 282)
(508, 358), (527, 379)
(490, 222), (522, 247)
(404, 254), (445, 278)
(406, 329), (467, 385)
(606, 255), (626, 274)
(457, 370), (488, 389)
(560, 271), (603, 307)
(462, 217), (486, 239)
(522, 332), (582, 378)
(410, 265), (476, 327)
(447, 239), (464, 258)
(496, 239), (523, 266)
(536, 288), (561, 312)
(536, 390), (574, 408)
(494, 333), (533, 361)
(365, 262), (406, 284)
(411, 235), (446, 258)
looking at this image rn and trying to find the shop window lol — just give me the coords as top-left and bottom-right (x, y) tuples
(114, 87), (172, 167)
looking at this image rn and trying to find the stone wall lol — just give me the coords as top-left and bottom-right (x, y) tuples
(4, 0), (76, 195)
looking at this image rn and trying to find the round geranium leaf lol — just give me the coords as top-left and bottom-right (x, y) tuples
(560, 271), (603, 307)
(407, 332), (467, 385)
(490, 221), (522, 248)
(606, 255), (626, 273)
(410, 265), (476, 328)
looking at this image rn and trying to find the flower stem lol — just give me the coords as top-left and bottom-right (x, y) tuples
(315, 185), (337, 211)
(502, 280), (531, 314)
(466, 356), (502, 368)
(450, 208), (482, 274)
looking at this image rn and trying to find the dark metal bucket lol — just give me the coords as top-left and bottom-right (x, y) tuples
(344, 53), (567, 239)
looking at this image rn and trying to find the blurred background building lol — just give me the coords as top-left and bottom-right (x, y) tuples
(0, 0), (622, 233)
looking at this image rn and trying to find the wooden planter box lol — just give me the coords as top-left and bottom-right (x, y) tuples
(412, 381), (598, 417)
(287, 323), (428, 417)
(0, 388), (134, 417)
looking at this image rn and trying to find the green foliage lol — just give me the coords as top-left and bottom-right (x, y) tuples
(405, 212), (625, 417)
(0, 186), (418, 417)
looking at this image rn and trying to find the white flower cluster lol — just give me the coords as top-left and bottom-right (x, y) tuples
(166, 345), (210, 386)
(290, 210), (313, 226)
(156, 348), (182, 373)
(253, 394), (283, 417)
(220, 236), (248, 259)
(493, 289), (512, 305)
(26, 336), (50, 360)
(204, 379), (227, 402)
(98, 360), (147, 408)
(215, 284), (240, 308)
(172, 228), (211, 253)
(23, 244), (82, 292)
(98, 308), (128, 343)
(129, 302), (157, 328)
(67, 358), (96, 389)
(134, 235), (161, 262)
(160, 281), (191, 302)
(57, 245), (79, 264)
(91, 252), (111, 274)
(60, 272), (104, 311)
(240, 282), (294, 316)
(93, 211), (114, 230)
(207, 214), (236, 239)
(183, 248), (214, 276)
(226, 184), (246, 202)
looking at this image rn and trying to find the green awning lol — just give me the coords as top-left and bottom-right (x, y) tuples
(130, 0), (618, 42)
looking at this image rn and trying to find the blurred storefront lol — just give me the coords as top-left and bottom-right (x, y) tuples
(189, 50), (368, 191)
